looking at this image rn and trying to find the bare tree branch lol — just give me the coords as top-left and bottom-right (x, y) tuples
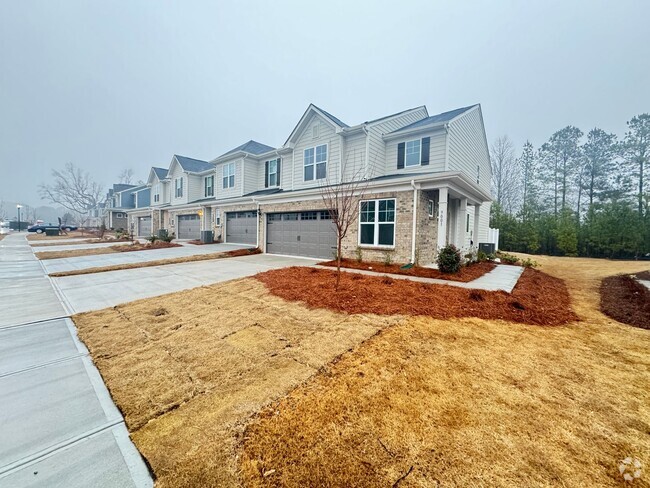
(39, 162), (105, 216)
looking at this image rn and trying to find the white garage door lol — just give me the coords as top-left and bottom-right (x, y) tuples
(177, 214), (200, 240)
(137, 217), (152, 237)
(226, 211), (257, 245)
(266, 211), (336, 259)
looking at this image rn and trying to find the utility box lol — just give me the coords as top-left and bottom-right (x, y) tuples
(45, 228), (60, 236)
(478, 242), (495, 255)
(200, 230), (214, 244)
(158, 229), (168, 239)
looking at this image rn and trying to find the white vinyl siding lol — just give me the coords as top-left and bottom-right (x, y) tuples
(447, 106), (491, 194)
(214, 159), (241, 199)
(385, 129), (446, 174)
(243, 158), (259, 195)
(341, 132), (366, 182)
(292, 113), (340, 190)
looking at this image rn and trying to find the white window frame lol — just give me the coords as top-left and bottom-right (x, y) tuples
(175, 177), (183, 198)
(223, 162), (235, 189)
(204, 175), (214, 197)
(477, 165), (481, 184)
(304, 143), (327, 182)
(405, 139), (421, 167)
(214, 209), (221, 226)
(153, 183), (160, 203)
(428, 200), (435, 218)
(358, 198), (396, 248)
(268, 159), (279, 187)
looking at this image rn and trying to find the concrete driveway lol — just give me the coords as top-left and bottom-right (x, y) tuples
(0, 234), (152, 487)
(40, 242), (251, 274)
(53, 253), (319, 313)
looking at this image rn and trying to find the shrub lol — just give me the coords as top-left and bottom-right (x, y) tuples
(146, 235), (158, 243)
(497, 251), (520, 265)
(521, 257), (539, 268)
(383, 251), (393, 266)
(437, 244), (461, 273)
(476, 250), (488, 262)
(160, 233), (175, 243)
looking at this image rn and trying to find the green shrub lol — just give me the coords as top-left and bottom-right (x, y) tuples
(521, 257), (539, 268)
(160, 233), (174, 243)
(476, 250), (488, 262)
(146, 235), (158, 243)
(437, 244), (461, 273)
(497, 251), (520, 265)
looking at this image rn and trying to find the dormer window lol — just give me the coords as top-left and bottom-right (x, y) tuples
(397, 137), (430, 169)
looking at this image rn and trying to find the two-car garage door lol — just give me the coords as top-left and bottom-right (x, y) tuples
(266, 211), (336, 259)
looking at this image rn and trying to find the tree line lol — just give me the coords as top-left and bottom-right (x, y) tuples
(490, 114), (649, 259)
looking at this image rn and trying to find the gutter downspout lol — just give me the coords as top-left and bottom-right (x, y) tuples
(363, 125), (370, 179)
(444, 123), (450, 171)
(411, 179), (418, 264)
(252, 198), (260, 249)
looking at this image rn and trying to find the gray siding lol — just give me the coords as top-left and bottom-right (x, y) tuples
(292, 113), (341, 190)
(243, 158), (259, 195)
(214, 158), (243, 199)
(447, 106), (491, 194)
(384, 129), (446, 175)
(341, 132), (366, 182)
(187, 174), (205, 202)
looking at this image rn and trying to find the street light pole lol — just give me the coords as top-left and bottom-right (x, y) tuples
(16, 204), (22, 232)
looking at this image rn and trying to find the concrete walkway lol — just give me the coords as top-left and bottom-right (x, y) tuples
(40, 242), (251, 274)
(0, 233), (152, 488)
(638, 279), (650, 290)
(338, 263), (524, 293)
(52, 253), (320, 313)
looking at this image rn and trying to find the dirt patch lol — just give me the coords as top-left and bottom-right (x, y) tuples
(49, 248), (262, 277)
(600, 274), (650, 329)
(35, 240), (180, 260)
(636, 270), (650, 280)
(320, 258), (496, 282)
(73, 279), (400, 488)
(255, 266), (577, 326)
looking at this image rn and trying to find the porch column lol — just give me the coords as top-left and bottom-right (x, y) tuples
(473, 204), (481, 247)
(457, 198), (468, 248)
(437, 187), (448, 250)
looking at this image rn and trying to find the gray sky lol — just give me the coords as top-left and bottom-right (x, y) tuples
(1, 0), (648, 207)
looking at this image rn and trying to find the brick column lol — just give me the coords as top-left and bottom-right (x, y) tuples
(437, 187), (448, 250)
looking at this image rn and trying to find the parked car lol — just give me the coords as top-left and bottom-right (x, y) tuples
(27, 223), (78, 234)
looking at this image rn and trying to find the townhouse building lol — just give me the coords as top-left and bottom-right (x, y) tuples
(128, 103), (492, 264)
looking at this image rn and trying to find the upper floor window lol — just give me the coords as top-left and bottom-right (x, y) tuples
(476, 165), (481, 184)
(223, 162), (235, 189)
(304, 144), (327, 181)
(204, 175), (214, 197)
(266, 158), (280, 187)
(397, 137), (430, 169)
(175, 177), (183, 198)
(359, 198), (395, 247)
(153, 184), (160, 203)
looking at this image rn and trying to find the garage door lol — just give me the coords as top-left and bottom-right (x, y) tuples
(266, 210), (336, 259)
(177, 214), (200, 240)
(137, 216), (152, 237)
(226, 211), (257, 245)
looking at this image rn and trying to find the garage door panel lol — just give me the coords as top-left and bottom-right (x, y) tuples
(177, 214), (200, 240)
(138, 217), (152, 237)
(266, 211), (336, 259)
(226, 212), (257, 245)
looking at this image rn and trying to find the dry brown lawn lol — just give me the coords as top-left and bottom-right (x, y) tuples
(26, 231), (88, 241)
(35, 246), (122, 260)
(73, 280), (401, 487)
(31, 238), (130, 247)
(74, 255), (650, 488)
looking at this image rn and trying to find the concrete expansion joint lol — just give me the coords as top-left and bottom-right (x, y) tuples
(0, 353), (89, 379)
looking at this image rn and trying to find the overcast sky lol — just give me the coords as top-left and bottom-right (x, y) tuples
(1, 0), (648, 207)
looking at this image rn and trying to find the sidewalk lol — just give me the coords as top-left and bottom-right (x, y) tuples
(337, 263), (524, 293)
(0, 233), (152, 488)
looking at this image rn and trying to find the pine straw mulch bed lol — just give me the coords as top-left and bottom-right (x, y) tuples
(320, 258), (496, 282)
(255, 266), (577, 326)
(48, 247), (262, 277)
(600, 273), (650, 329)
(35, 240), (180, 260)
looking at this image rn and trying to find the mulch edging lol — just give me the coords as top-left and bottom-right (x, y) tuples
(320, 259), (496, 282)
(600, 274), (650, 329)
(255, 266), (578, 326)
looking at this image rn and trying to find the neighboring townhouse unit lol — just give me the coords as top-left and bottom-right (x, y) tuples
(131, 103), (492, 264)
(103, 183), (137, 229)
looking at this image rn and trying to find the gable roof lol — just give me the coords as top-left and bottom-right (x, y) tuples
(312, 104), (349, 128)
(365, 105), (428, 125)
(388, 105), (477, 134)
(174, 155), (214, 173)
(152, 167), (168, 180)
(217, 140), (276, 159)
